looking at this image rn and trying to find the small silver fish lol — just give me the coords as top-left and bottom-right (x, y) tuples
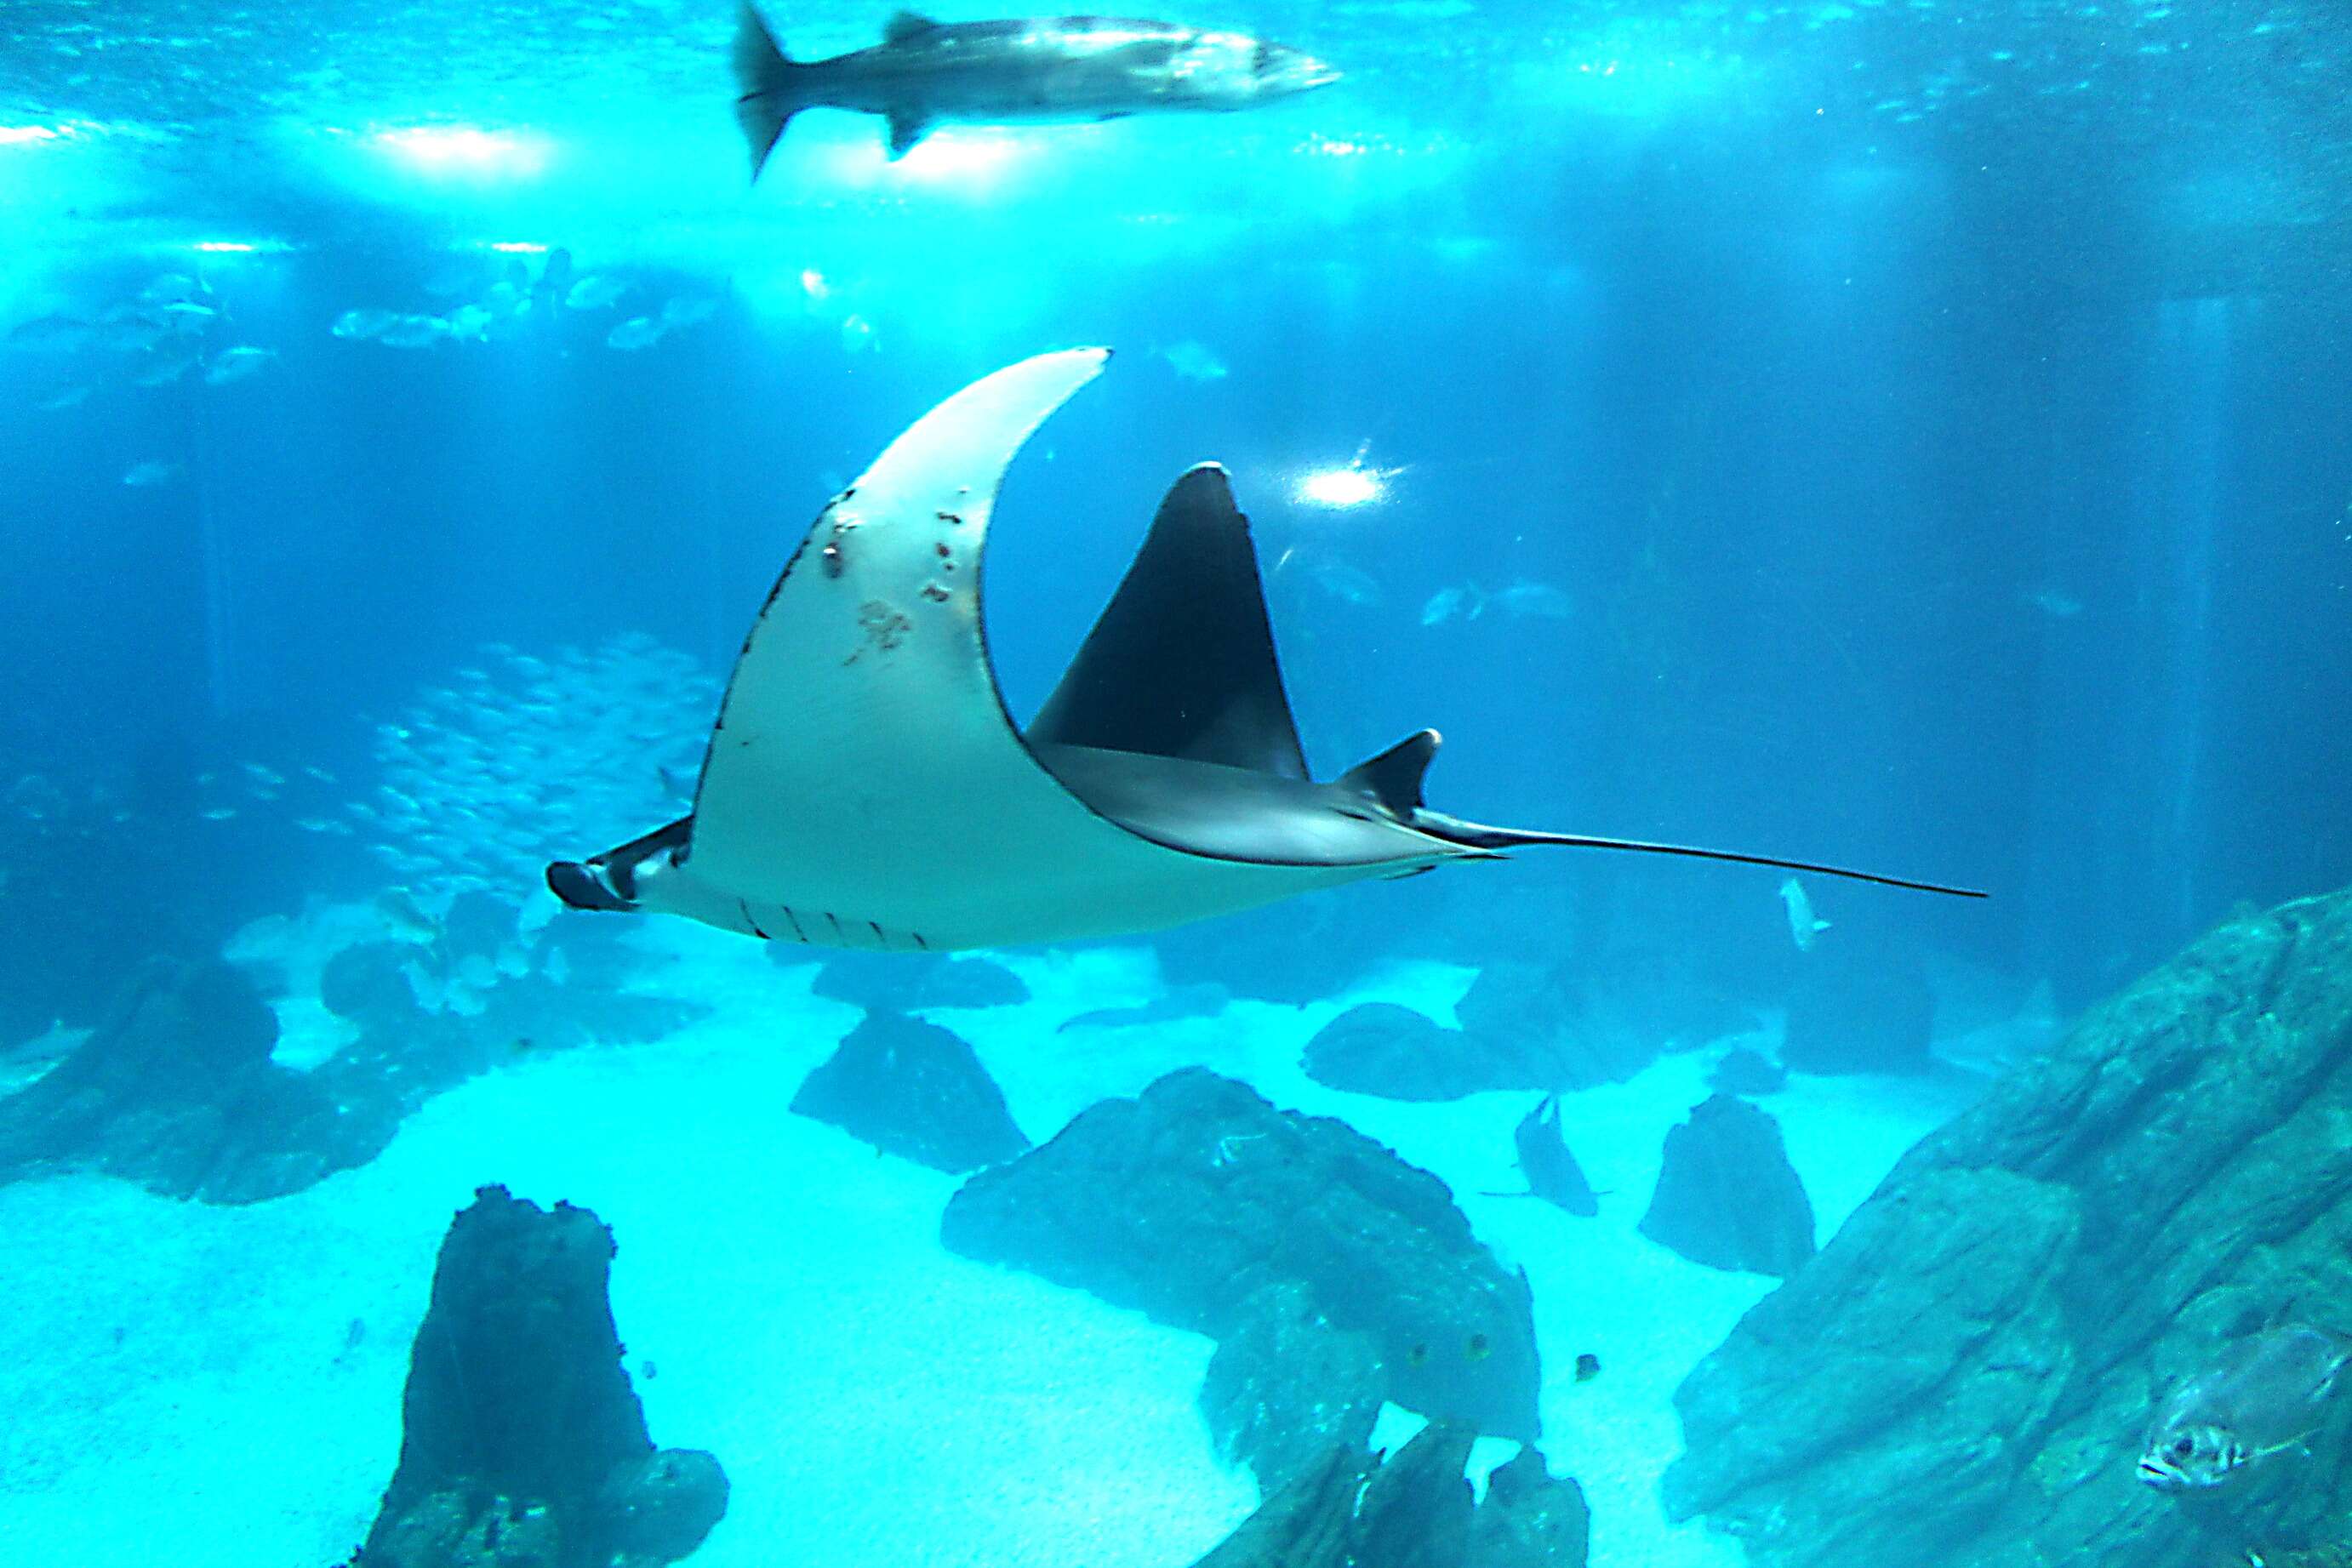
(134, 353), (197, 387)
(122, 460), (181, 488)
(2139, 1325), (2352, 1490)
(1420, 584), (1479, 626)
(565, 275), (628, 311)
(448, 304), (494, 341)
(377, 315), (454, 350)
(1493, 580), (1573, 621)
(139, 272), (200, 305)
(607, 316), (665, 351)
(331, 308), (401, 341)
(203, 346), (275, 385)
(1779, 876), (1830, 952)
(6, 312), (93, 351)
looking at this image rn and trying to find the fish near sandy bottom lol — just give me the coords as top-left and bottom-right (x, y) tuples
(545, 349), (1983, 955)
(2140, 1325), (2352, 1490)
(729, 4), (1342, 174)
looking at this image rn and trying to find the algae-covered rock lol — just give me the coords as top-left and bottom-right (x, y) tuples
(789, 1009), (1028, 1172)
(1664, 889), (2352, 1568)
(357, 1186), (726, 1568)
(942, 1067), (1541, 1440)
(1638, 1094), (1814, 1277)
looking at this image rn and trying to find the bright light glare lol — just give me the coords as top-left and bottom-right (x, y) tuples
(487, 240), (547, 254)
(193, 241), (255, 253)
(813, 128), (1028, 192)
(374, 126), (551, 180)
(0, 125), (61, 146)
(1297, 466), (1386, 508)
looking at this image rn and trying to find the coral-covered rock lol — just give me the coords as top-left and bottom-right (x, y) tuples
(320, 941), (424, 1028)
(1201, 1281), (1384, 1495)
(790, 1010), (1028, 1172)
(942, 1068), (1541, 1440)
(356, 1186), (725, 1568)
(1638, 1094), (1813, 1277)
(1302, 1003), (1490, 1101)
(1707, 1046), (1787, 1097)
(1663, 889), (2352, 1568)
(0, 956), (396, 1203)
(1473, 1447), (1592, 1567)
(1454, 962), (1660, 1090)
(1185, 1425), (1590, 1568)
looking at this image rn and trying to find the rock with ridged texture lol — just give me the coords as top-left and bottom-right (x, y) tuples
(1187, 1443), (1370, 1568)
(1353, 1422), (1476, 1568)
(0, 955), (395, 1203)
(319, 941), (425, 1029)
(355, 1186), (726, 1568)
(1201, 1281), (1385, 1496)
(790, 1009), (1028, 1172)
(1663, 890), (2352, 1568)
(1453, 961), (1662, 1090)
(1472, 1447), (1591, 1567)
(1185, 1424), (1590, 1568)
(943, 1067), (1541, 1440)
(1302, 1002), (1493, 1102)
(1638, 1093), (1814, 1277)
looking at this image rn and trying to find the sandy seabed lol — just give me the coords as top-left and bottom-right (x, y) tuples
(0, 920), (1981, 1568)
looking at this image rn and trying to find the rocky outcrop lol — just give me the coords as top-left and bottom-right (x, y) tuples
(1201, 1282), (1385, 1497)
(356, 1186), (726, 1568)
(789, 1010), (1028, 1172)
(810, 950), (1029, 1011)
(1707, 1047), (1787, 1097)
(1453, 962), (1659, 1090)
(0, 956), (396, 1203)
(942, 1068), (1541, 1443)
(1664, 890), (2352, 1568)
(0, 904), (705, 1204)
(1638, 1094), (1814, 1277)
(1301, 1003), (1507, 1102)
(1304, 961), (1739, 1103)
(1187, 1425), (1588, 1568)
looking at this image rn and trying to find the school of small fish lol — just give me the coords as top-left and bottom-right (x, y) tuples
(352, 635), (718, 902)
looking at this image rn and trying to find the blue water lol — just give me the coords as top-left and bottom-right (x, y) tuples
(2, 0), (2349, 1560)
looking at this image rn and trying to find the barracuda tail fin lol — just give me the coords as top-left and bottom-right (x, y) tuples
(733, 3), (813, 180)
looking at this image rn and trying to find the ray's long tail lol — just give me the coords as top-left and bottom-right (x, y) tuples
(1420, 812), (1987, 898)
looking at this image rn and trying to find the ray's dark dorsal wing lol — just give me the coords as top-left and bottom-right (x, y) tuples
(1027, 463), (1310, 780)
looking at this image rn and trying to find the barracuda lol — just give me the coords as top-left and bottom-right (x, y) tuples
(729, 4), (1341, 175)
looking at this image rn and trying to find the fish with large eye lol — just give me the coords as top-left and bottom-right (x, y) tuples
(2138, 1324), (2352, 1491)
